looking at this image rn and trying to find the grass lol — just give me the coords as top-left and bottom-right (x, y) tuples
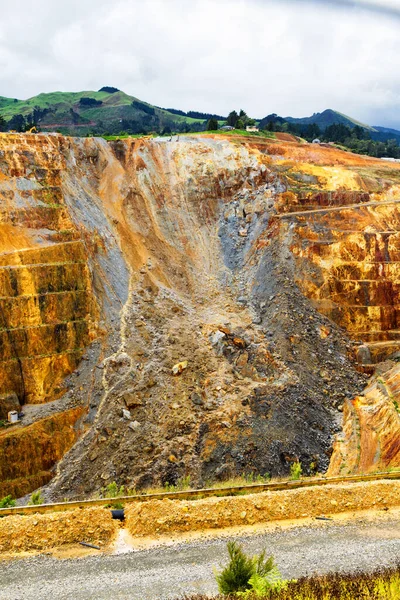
(0, 89), (222, 135)
(101, 133), (151, 140)
(101, 129), (276, 142)
(193, 129), (276, 139)
(28, 490), (44, 506)
(95, 473), (274, 499)
(94, 466), (400, 502)
(180, 565), (400, 599)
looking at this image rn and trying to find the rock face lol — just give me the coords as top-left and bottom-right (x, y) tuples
(328, 363), (400, 475)
(0, 132), (399, 499)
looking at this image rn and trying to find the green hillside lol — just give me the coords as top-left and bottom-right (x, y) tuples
(284, 109), (376, 131)
(0, 87), (223, 136)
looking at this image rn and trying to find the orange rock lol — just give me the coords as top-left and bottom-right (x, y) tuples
(233, 337), (247, 349)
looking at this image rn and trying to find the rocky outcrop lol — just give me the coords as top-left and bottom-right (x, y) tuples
(328, 363), (400, 475)
(0, 132), (399, 498)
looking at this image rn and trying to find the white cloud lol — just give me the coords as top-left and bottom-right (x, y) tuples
(0, 0), (400, 127)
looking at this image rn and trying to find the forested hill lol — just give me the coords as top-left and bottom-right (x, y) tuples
(0, 87), (225, 136)
(283, 109), (374, 131)
(260, 109), (400, 158)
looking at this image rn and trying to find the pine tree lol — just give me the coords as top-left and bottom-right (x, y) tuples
(227, 110), (239, 127)
(206, 118), (218, 131)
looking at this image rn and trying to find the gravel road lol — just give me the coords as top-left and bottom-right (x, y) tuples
(1, 517), (399, 600)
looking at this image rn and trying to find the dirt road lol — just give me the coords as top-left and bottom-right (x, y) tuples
(1, 516), (399, 600)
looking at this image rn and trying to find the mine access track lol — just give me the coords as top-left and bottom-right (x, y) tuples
(0, 471), (399, 517)
(277, 198), (400, 218)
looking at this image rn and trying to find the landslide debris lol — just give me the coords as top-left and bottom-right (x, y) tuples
(0, 132), (399, 499)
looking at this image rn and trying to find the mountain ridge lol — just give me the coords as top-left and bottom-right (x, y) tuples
(1, 89), (400, 143)
(284, 108), (376, 131)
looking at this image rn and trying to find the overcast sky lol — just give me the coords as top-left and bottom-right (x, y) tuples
(1, 0), (400, 127)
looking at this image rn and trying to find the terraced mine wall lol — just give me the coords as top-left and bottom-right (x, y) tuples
(0, 133), (399, 499)
(0, 407), (84, 498)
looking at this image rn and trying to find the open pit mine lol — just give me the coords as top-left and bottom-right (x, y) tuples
(0, 132), (399, 501)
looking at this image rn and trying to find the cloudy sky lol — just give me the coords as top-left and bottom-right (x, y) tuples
(1, 0), (400, 127)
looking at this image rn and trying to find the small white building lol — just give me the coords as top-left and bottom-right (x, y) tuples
(312, 138), (321, 144)
(246, 126), (259, 132)
(8, 411), (18, 424)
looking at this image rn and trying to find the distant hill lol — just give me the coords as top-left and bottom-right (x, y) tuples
(0, 88), (226, 136)
(283, 108), (375, 131)
(371, 125), (400, 145)
(259, 108), (400, 146)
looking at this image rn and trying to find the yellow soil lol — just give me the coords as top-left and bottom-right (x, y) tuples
(0, 507), (117, 555)
(127, 506), (400, 552)
(125, 480), (400, 537)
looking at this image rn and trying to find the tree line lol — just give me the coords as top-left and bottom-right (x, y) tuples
(206, 109), (256, 131)
(262, 115), (400, 159)
(0, 107), (50, 132)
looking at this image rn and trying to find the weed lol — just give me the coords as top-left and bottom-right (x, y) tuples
(105, 501), (124, 509)
(244, 473), (271, 484)
(164, 482), (176, 492)
(0, 495), (16, 508)
(164, 475), (192, 493)
(28, 490), (44, 505)
(177, 475), (192, 490)
(102, 481), (125, 498)
(290, 462), (302, 481)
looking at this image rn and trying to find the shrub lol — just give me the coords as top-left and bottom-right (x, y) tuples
(79, 97), (102, 107)
(0, 495), (16, 508)
(215, 542), (256, 594)
(28, 490), (44, 505)
(102, 481), (125, 498)
(290, 461), (302, 480)
(214, 541), (284, 596)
